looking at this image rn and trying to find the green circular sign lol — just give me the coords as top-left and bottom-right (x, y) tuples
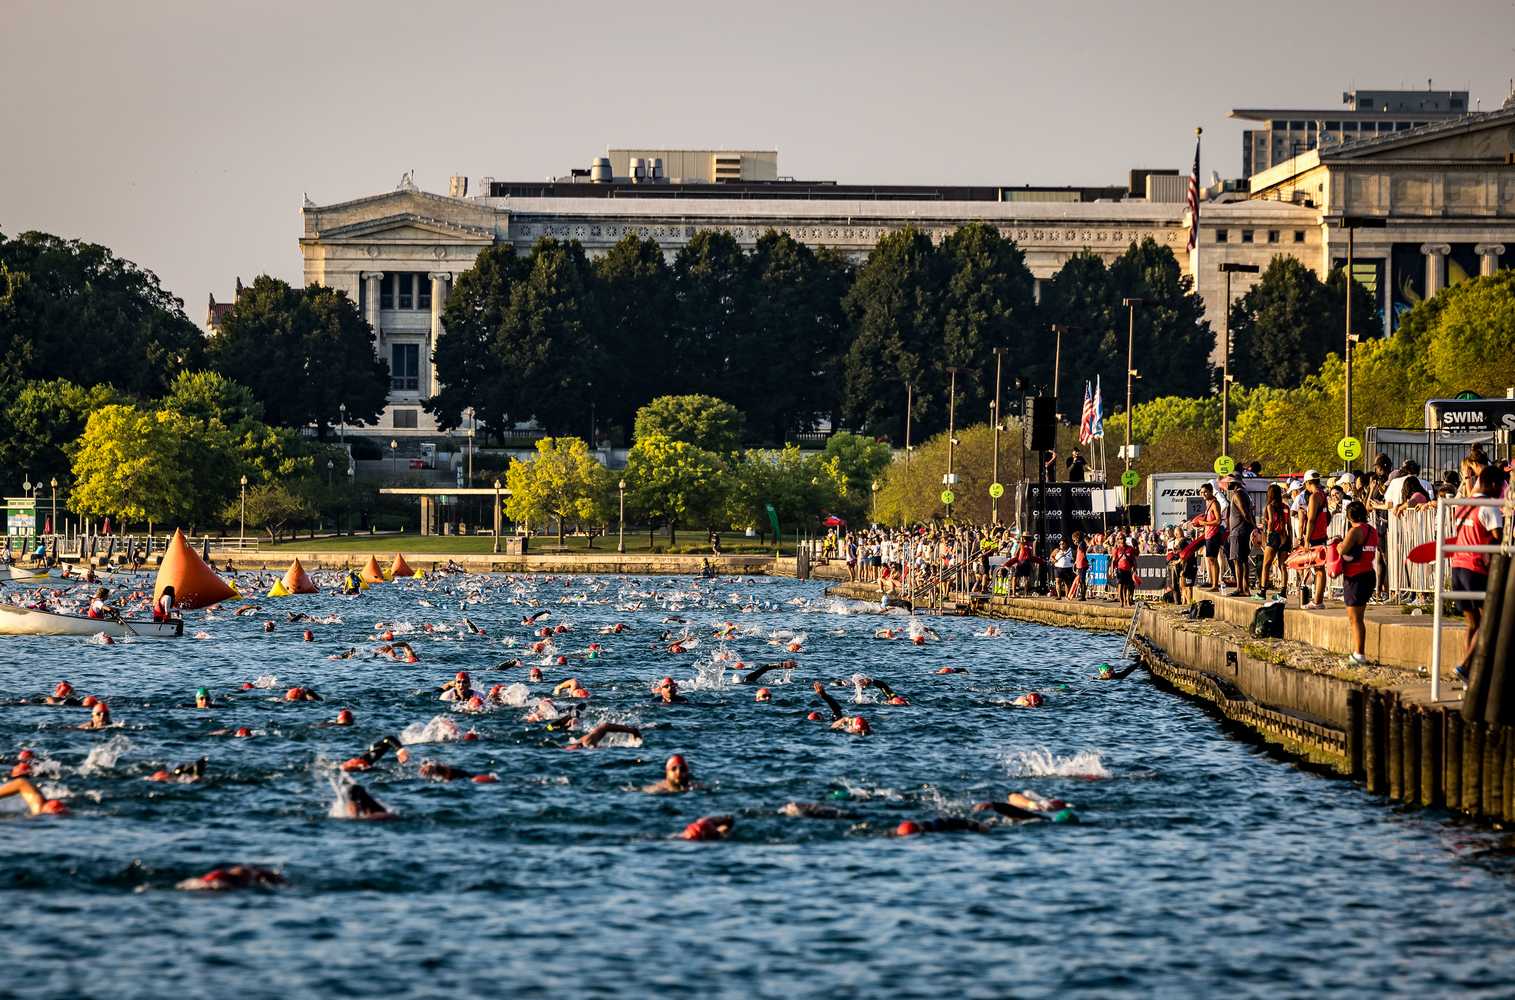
(1120, 470), (1140, 490)
(1213, 455), (1236, 476)
(940, 489), (955, 506)
(1337, 436), (1362, 462)
(988, 482), (1005, 499)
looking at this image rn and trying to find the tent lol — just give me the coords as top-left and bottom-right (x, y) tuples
(154, 529), (238, 609)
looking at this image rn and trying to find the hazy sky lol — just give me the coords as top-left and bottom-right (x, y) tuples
(3, 0), (1511, 321)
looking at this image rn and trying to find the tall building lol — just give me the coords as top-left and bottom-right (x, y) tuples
(1233, 86), (1471, 177)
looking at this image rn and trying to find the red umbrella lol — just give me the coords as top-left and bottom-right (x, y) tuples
(102, 517), (112, 536)
(823, 515), (846, 527)
(42, 517), (51, 535)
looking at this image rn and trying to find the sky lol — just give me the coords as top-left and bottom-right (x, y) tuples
(2, 0), (1512, 322)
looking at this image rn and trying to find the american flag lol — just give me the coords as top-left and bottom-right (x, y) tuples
(1079, 382), (1095, 444)
(1186, 132), (1201, 251)
(1092, 377), (1104, 439)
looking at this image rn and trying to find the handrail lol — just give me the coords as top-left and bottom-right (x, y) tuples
(1430, 496), (1515, 703)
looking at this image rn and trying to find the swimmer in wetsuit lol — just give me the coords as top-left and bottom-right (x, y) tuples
(149, 757), (208, 783)
(680, 815), (733, 841)
(284, 686), (322, 702)
(341, 735), (410, 771)
(0, 777), (68, 814)
(779, 801), (860, 820)
(439, 671), (477, 702)
(809, 682), (871, 734)
(934, 667), (968, 675)
(1095, 663), (1140, 681)
(564, 722), (641, 751)
(641, 754), (692, 794)
(176, 866), (285, 891)
(974, 791), (1077, 823)
(79, 701), (112, 729)
(341, 782), (394, 819)
(43, 681), (82, 706)
(417, 760), (496, 783)
(735, 660), (795, 685)
(894, 817), (990, 836)
(857, 676), (909, 705)
(651, 676), (686, 704)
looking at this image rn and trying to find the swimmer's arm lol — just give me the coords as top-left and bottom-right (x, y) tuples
(811, 682), (843, 720)
(0, 777), (47, 814)
(871, 680), (898, 700)
(553, 679), (580, 696)
(737, 663), (784, 684)
(1111, 665), (1140, 679)
(579, 723), (641, 748)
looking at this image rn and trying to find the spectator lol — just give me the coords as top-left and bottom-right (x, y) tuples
(1225, 478), (1256, 597)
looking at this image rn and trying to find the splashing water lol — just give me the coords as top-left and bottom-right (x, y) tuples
(80, 734), (133, 775)
(1005, 749), (1109, 779)
(685, 658), (731, 691)
(252, 674), (278, 689)
(494, 683), (531, 707)
(400, 715), (464, 745)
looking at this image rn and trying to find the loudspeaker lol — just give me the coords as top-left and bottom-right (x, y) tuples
(1025, 396), (1056, 451)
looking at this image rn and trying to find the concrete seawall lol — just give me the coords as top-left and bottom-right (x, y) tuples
(824, 579), (1511, 823)
(211, 551), (773, 576)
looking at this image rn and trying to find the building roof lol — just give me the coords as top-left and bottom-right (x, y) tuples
(484, 179), (1129, 203)
(1319, 105), (1515, 160)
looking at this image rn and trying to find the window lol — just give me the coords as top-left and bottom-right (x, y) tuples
(398, 273), (413, 310)
(1293, 230), (1306, 243)
(1289, 120), (1305, 130)
(392, 409), (419, 429)
(1325, 120), (1341, 131)
(1267, 230), (1280, 244)
(1451, 98), (1464, 110)
(390, 343), (419, 392)
(1271, 119), (1286, 130)
(417, 273), (432, 310)
(1215, 229), (1229, 244)
(380, 276), (393, 310)
(1395, 121), (1410, 131)
(1240, 230), (1254, 244)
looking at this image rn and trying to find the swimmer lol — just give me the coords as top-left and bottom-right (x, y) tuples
(329, 648), (359, 660)
(873, 627), (902, 640)
(934, 667), (968, 675)
(894, 817), (990, 836)
(735, 660), (795, 685)
(779, 801), (859, 820)
(193, 687), (213, 709)
(149, 757), (208, 783)
(79, 701), (111, 729)
(417, 759), (496, 783)
(175, 865), (285, 891)
(1095, 663), (1140, 681)
(641, 754), (693, 794)
(755, 687), (772, 702)
(976, 791), (1076, 823)
(439, 671), (477, 702)
(341, 735), (409, 771)
(680, 815), (733, 841)
(553, 677), (591, 699)
(340, 781), (394, 819)
(331, 708), (355, 726)
(0, 776), (68, 815)
(284, 686), (322, 702)
(1011, 692), (1045, 708)
(859, 676), (909, 706)
(43, 681), (82, 706)
(811, 681), (868, 734)
(651, 676), (686, 704)
(522, 610), (550, 625)
(564, 722), (641, 751)
(492, 658), (524, 671)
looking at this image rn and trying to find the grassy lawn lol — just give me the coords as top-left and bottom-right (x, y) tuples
(257, 532), (784, 555)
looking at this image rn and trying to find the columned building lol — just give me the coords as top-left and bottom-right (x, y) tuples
(298, 108), (1515, 437)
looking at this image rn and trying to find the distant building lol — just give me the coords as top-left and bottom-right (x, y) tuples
(1232, 85), (1471, 177)
(206, 276), (243, 331)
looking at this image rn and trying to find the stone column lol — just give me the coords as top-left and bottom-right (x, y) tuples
(428, 272), (451, 397)
(360, 272), (384, 355)
(1475, 244), (1506, 277)
(1421, 244), (1451, 298)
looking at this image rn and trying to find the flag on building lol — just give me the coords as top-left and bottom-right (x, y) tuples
(1186, 130), (1201, 252)
(1091, 377), (1105, 439)
(1079, 382), (1095, 444)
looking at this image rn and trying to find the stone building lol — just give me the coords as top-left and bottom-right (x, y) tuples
(297, 108), (1515, 437)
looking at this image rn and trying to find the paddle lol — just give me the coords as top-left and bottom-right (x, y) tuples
(104, 607), (138, 638)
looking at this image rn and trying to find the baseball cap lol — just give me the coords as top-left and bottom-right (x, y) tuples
(1303, 469), (1320, 482)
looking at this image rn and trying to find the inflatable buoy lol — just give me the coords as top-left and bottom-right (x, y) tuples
(154, 529), (237, 609)
(361, 556), (386, 585)
(390, 553), (414, 579)
(282, 558), (318, 595)
(1285, 545), (1326, 571)
(267, 578), (291, 598)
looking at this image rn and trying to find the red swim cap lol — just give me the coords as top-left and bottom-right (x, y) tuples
(463, 730), (479, 741)
(234, 727), (253, 738)
(81, 695), (98, 708)
(555, 624), (568, 634)
(471, 774), (497, 783)
(403, 651), (418, 664)
(241, 682), (254, 690)
(335, 709), (354, 725)
(571, 687), (590, 699)
(381, 630), (394, 641)
(681, 818), (720, 841)
(755, 688), (771, 701)
(285, 687), (303, 701)
(896, 820), (922, 837)
(17, 749), (34, 761)
(466, 695), (484, 710)
(149, 769), (170, 782)
(668, 754), (687, 768)
(40, 799), (69, 815)
(555, 655), (568, 666)
(340, 757), (370, 771)
(851, 717), (871, 735)
(912, 635), (926, 646)
(889, 695), (909, 706)
(54, 681), (73, 697)
(806, 711), (823, 722)
(10, 762), (30, 777)
(529, 668), (544, 682)
(302, 630), (313, 642)
(456, 671), (469, 682)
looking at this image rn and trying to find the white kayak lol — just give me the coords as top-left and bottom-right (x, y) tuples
(0, 603), (182, 638)
(0, 565), (55, 584)
(0, 565), (150, 586)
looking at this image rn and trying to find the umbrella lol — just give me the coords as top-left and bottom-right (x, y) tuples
(822, 515), (846, 527)
(102, 517), (112, 536)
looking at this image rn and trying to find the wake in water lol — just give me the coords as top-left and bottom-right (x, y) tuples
(1005, 748), (1110, 779)
(80, 734), (133, 775)
(400, 715), (465, 745)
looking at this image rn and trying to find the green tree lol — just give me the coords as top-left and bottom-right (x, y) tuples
(819, 430), (893, 522)
(70, 404), (197, 527)
(726, 445), (838, 540)
(1229, 257), (1377, 389)
(0, 231), (205, 397)
(633, 394), (745, 454)
(670, 230), (751, 397)
(0, 379), (122, 488)
(592, 235), (675, 440)
(1105, 238), (1215, 400)
(209, 276), (389, 434)
(224, 482), (313, 542)
(503, 436), (609, 548)
(1418, 269), (1515, 395)
(1041, 251), (1120, 402)
(623, 433), (729, 546)
(428, 244), (522, 433)
(939, 223), (1039, 421)
(841, 226), (946, 439)
(499, 238), (598, 434)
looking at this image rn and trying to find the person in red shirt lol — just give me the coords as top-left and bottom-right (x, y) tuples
(1337, 501), (1379, 664)
(1451, 467), (1505, 682)
(1111, 535), (1138, 608)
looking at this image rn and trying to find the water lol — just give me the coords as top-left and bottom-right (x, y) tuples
(3, 573), (1514, 998)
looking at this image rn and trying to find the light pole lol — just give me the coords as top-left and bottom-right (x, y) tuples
(390, 439), (398, 480)
(1339, 216), (1386, 466)
(326, 459), (334, 486)
(1049, 325), (1071, 419)
(338, 403), (346, 443)
(944, 367), (959, 518)
(239, 475), (248, 548)
(1121, 298), (1143, 477)
(1217, 263), (1259, 461)
(493, 478), (502, 554)
(991, 347), (1005, 523)
(464, 406), (475, 486)
(617, 479), (626, 554)
(49, 477), (57, 538)
(871, 480), (880, 524)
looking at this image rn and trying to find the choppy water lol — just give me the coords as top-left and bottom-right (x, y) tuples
(3, 574), (1514, 999)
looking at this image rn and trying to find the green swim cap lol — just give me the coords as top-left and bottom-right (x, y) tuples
(828, 788), (851, 800)
(1049, 808), (1077, 824)
(195, 687), (209, 699)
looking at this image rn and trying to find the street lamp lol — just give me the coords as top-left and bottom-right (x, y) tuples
(1217, 263), (1260, 462)
(326, 459), (334, 486)
(1050, 324), (1077, 419)
(617, 479), (627, 554)
(390, 439), (398, 480)
(493, 478), (503, 554)
(991, 347), (1005, 524)
(239, 475), (248, 548)
(463, 406), (475, 486)
(944, 367), (959, 516)
(49, 477), (57, 539)
(1337, 216), (1387, 465)
(871, 480), (880, 524)
(1121, 298), (1143, 476)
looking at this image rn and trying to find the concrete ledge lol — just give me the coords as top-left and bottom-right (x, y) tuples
(1204, 592), (1465, 671)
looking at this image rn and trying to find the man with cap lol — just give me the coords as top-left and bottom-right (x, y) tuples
(1297, 471), (1330, 608)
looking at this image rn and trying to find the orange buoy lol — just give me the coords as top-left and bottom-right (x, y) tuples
(154, 529), (237, 609)
(361, 555), (386, 584)
(283, 558), (319, 595)
(390, 553), (414, 579)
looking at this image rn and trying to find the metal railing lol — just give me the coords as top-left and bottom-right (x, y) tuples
(1430, 496), (1514, 703)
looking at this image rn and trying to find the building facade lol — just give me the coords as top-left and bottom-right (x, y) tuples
(298, 112), (1515, 437)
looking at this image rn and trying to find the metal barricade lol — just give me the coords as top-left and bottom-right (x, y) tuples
(1430, 496), (1515, 703)
(1386, 507), (1442, 598)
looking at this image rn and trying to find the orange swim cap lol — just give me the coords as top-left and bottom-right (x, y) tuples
(681, 818), (720, 841)
(335, 709), (354, 725)
(285, 687), (302, 701)
(912, 635), (925, 646)
(555, 655), (568, 666)
(896, 820), (922, 837)
(381, 630), (394, 641)
(234, 727), (253, 738)
(755, 688), (771, 702)
(466, 695), (484, 710)
(40, 800), (69, 815)
(471, 774), (497, 783)
(149, 769), (171, 782)
(54, 681), (73, 697)
(889, 695), (909, 706)
(340, 757), (370, 771)
(571, 687), (590, 699)
(302, 630), (313, 642)
(10, 762), (30, 777)
(18, 749), (34, 761)
(403, 651), (418, 663)
(81, 695), (98, 708)
(806, 711), (823, 722)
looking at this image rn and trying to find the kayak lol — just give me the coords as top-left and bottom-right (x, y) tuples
(0, 565), (55, 584)
(0, 604), (183, 638)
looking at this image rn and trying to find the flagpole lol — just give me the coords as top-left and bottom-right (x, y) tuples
(1188, 126), (1202, 294)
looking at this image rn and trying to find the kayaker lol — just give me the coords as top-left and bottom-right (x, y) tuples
(152, 586), (177, 623)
